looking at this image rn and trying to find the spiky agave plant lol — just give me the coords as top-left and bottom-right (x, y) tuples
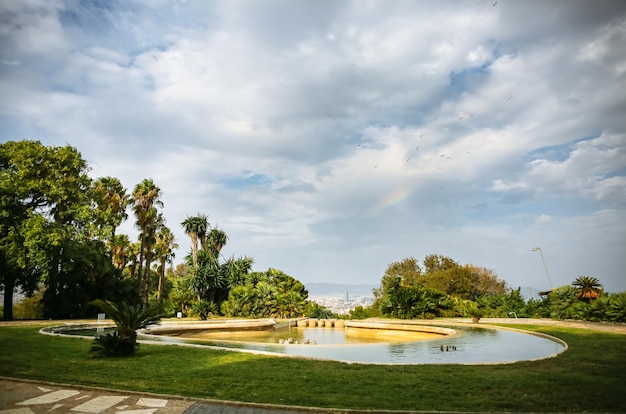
(90, 300), (161, 357)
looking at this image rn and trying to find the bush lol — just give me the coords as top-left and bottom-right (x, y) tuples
(90, 331), (138, 358)
(14, 292), (45, 319)
(190, 300), (217, 320)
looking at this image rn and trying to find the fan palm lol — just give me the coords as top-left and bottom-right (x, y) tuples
(572, 276), (603, 301)
(92, 176), (128, 241)
(130, 179), (163, 302)
(154, 226), (178, 303)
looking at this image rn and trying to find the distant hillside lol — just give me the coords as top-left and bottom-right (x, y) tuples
(305, 282), (376, 297)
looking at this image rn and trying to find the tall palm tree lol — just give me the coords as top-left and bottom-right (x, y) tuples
(572, 276), (603, 301)
(154, 226), (178, 304)
(131, 179), (163, 303)
(109, 234), (132, 270)
(181, 214), (208, 267)
(92, 176), (128, 242)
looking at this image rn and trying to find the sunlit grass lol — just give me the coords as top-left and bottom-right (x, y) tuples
(1, 323), (625, 412)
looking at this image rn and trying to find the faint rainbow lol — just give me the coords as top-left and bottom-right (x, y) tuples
(371, 187), (411, 214)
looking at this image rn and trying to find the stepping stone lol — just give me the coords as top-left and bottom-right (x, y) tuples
(137, 398), (167, 408)
(17, 390), (80, 405)
(117, 410), (158, 414)
(70, 396), (127, 413)
(0, 409), (35, 414)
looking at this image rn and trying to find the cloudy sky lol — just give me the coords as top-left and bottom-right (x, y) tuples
(1, 0), (625, 294)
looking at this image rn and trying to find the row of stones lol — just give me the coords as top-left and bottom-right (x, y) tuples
(294, 319), (346, 328)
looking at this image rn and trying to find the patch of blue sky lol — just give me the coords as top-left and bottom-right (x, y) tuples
(59, 0), (118, 33)
(220, 173), (271, 189)
(604, 167), (626, 179)
(464, 191), (599, 222)
(525, 144), (571, 163)
(59, 0), (156, 56)
(524, 133), (602, 163)
(448, 60), (493, 94)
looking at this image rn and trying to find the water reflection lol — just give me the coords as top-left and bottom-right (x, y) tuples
(54, 324), (566, 364)
(150, 325), (565, 364)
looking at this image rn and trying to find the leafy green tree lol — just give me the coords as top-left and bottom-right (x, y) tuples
(168, 274), (196, 316)
(349, 305), (373, 319)
(1, 140), (136, 319)
(419, 256), (507, 300)
(222, 268), (307, 318)
(572, 276), (603, 302)
(306, 302), (335, 319)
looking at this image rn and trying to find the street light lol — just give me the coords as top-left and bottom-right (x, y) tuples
(531, 247), (554, 291)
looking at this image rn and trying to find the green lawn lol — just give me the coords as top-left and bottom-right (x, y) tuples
(1, 322), (625, 412)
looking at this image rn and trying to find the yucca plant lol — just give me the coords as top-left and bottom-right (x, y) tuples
(90, 300), (162, 357)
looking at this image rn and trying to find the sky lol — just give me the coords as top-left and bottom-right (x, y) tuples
(1, 0), (625, 295)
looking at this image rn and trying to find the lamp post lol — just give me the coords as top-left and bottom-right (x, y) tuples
(531, 247), (554, 290)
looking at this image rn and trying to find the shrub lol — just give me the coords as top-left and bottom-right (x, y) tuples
(190, 299), (217, 320)
(90, 331), (138, 358)
(13, 292), (45, 319)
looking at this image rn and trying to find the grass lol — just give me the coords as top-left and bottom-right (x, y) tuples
(1, 322), (625, 412)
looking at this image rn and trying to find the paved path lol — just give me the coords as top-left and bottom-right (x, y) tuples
(0, 378), (320, 414)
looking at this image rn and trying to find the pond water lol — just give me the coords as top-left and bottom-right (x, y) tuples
(46, 323), (566, 365)
(141, 325), (566, 364)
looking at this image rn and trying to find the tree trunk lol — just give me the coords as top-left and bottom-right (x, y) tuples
(157, 258), (165, 305)
(144, 251), (153, 304)
(2, 279), (15, 320)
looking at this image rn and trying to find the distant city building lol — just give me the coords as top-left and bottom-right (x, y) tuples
(311, 293), (374, 315)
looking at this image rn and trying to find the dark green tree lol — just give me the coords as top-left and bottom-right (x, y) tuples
(1, 140), (139, 319)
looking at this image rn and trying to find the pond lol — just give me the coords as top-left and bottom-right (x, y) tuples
(43, 320), (566, 365)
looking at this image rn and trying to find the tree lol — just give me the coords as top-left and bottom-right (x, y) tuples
(154, 226), (178, 304)
(222, 268), (307, 318)
(572, 276), (603, 302)
(1, 141), (93, 319)
(131, 179), (164, 303)
(109, 234), (132, 271)
(207, 227), (228, 255)
(181, 215), (208, 267)
(91, 177), (128, 242)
